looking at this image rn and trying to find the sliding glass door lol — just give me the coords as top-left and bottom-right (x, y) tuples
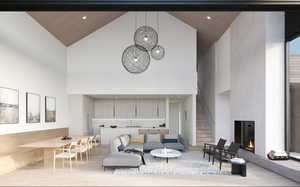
(287, 37), (300, 153)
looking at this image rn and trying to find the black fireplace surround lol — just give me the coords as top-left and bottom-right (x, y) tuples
(234, 121), (255, 153)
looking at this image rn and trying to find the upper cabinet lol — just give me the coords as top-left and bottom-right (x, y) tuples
(137, 99), (157, 119)
(94, 98), (166, 119)
(94, 99), (115, 118)
(157, 100), (166, 118)
(115, 99), (136, 119)
(137, 99), (165, 119)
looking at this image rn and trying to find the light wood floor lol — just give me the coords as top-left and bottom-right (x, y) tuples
(0, 146), (299, 186)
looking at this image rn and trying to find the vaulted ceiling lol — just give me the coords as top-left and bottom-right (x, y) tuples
(28, 11), (238, 49)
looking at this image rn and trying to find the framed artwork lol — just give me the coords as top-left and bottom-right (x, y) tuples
(26, 93), (40, 123)
(0, 87), (19, 124)
(45, 96), (56, 123)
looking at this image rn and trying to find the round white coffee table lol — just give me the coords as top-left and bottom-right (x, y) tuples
(150, 148), (182, 163)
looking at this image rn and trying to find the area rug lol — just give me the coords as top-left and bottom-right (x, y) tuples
(113, 151), (231, 175)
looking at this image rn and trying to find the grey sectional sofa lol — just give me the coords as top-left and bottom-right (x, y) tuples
(102, 135), (143, 169)
(102, 134), (186, 169)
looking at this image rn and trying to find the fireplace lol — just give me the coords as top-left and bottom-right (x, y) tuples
(234, 121), (255, 152)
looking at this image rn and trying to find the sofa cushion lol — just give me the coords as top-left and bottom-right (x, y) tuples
(143, 142), (164, 151)
(162, 138), (178, 143)
(146, 134), (161, 143)
(102, 152), (142, 167)
(111, 138), (122, 152)
(119, 135), (130, 146)
(162, 134), (179, 143)
(164, 142), (185, 151)
(124, 142), (144, 152)
(164, 134), (178, 139)
(130, 135), (144, 143)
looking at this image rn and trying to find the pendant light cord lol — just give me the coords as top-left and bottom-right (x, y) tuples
(157, 12), (159, 35)
(145, 12), (147, 27)
(134, 12), (137, 57)
(135, 12), (137, 31)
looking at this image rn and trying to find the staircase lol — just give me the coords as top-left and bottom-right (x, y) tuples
(196, 103), (214, 146)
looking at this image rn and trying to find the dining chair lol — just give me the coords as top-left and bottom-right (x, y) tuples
(88, 136), (94, 153)
(93, 135), (101, 147)
(53, 141), (77, 170)
(72, 138), (89, 161)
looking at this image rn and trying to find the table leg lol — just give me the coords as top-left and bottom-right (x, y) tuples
(166, 158), (168, 163)
(44, 148), (56, 168)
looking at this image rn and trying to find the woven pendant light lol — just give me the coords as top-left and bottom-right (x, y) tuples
(134, 12), (158, 51)
(122, 45), (150, 74)
(134, 26), (158, 51)
(151, 45), (165, 60)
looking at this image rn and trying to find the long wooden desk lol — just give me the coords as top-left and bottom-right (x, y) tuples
(20, 136), (89, 167)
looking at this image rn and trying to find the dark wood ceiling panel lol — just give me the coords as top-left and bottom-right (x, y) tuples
(27, 11), (238, 49)
(169, 12), (239, 50)
(28, 11), (125, 46)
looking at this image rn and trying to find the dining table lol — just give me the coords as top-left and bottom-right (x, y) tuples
(20, 136), (89, 167)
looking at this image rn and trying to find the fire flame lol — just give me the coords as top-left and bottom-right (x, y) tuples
(248, 139), (254, 148)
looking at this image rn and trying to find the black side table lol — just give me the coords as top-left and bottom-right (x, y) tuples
(231, 159), (247, 177)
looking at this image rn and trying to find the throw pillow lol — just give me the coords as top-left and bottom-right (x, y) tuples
(111, 138), (122, 152)
(119, 135), (130, 146)
(146, 134), (161, 143)
(130, 134), (145, 143)
(117, 144), (125, 151)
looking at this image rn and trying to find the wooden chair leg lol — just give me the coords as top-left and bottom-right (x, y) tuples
(80, 152), (82, 160)
(53, 157), (56, 169)
(69, 157), (72, 170)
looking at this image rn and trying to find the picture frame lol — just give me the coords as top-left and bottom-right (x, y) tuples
(45, 96), (56, 123)
(0, 87), (19, 124)
(26, 92), (41, 123)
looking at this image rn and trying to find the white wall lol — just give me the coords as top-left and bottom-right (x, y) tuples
(214, 28), (232, 142)
(198, 12), (285, 156)
(264, 12), (285, 153)
(68, 95), (84, 136)
(67, 12), (197, 95)
(0, 12), (68, 135)
(83, 95), (95, 135)
(198, 47), (215, 121)
(68, 95), (94, 136)
(215, 93), (231, 142)
(169, 102), (180, 135)
(215, 28), (231, 94)
(181, 95), (196, 145)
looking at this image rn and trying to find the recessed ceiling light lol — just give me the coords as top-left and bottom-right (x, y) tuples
(82, 16), (87, 20)
(206, 16), (212, 20)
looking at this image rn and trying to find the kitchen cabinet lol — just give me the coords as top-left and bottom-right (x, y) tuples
(94, 98), (166, 119)
(137, 99), (157, 119)
(115, 99), (136, 119)
(94, 99), (115, 118)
